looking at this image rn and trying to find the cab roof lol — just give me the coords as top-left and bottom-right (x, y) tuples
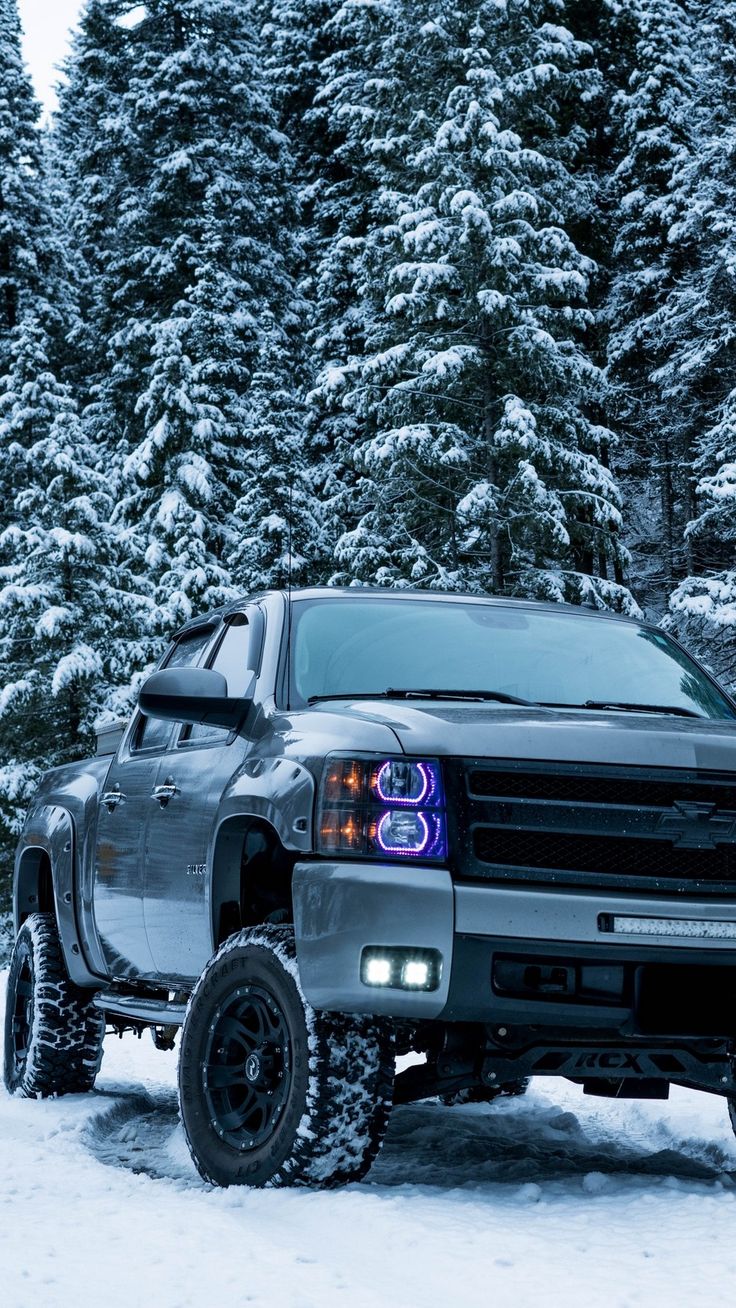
(172, 585), (641, 641)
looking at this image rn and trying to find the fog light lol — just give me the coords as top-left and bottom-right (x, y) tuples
(364, 956), (393, 986)
(360, 947), (442, 992)
(402, 960), (429, 988)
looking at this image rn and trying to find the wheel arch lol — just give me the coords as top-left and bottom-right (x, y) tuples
(15, 845), (54, 925)
(13, 806), (99, 987)
(210, 813), (297, 949)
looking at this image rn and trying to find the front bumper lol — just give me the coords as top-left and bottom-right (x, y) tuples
(292, 860), (736, 1029)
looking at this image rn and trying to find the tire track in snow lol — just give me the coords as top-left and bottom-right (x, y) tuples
(81, 1087), (201, 1185)
(80, 1086), (736, 1191)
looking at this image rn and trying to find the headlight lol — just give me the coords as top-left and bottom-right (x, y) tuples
(374, 760), (435, 805)
(315, 758), (447, 858)
(318, 756), (446, 859)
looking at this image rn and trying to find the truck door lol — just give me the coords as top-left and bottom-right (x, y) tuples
(92, 625), (216, 980)
(143, 613), (255, 981)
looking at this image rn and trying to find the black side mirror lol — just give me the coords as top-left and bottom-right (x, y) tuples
(138, 667), (255, 731)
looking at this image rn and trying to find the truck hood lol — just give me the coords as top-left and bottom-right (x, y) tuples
(309, 700), (736, 770)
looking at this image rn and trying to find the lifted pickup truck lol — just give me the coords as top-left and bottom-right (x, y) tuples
(5, 587), (736, 1187)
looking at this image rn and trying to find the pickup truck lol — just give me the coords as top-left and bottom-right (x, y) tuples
(5, 586), (736, 1188)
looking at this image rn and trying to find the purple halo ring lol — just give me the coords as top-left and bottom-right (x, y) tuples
(374, 760), (431, 806)
(375, 810), (431, 855)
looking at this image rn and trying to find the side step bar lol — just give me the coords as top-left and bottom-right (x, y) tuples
(93, 992), (188, 1027)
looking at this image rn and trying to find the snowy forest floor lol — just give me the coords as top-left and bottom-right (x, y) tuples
(2, 972), (736, 1307)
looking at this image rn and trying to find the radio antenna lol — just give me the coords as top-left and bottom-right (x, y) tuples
(285, 480), (293, 710)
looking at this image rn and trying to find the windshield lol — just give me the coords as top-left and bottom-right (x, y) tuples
(288, 597), (735, 720)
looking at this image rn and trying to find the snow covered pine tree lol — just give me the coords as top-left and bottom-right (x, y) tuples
(312, 0), (636, 608)
(603, 0), (700, 612)
(62, 0), (305, 634)
(661, 4), (736, 689)
(0, 0), (94, 899)
(0, 0), (63, 377)
(0, 321), (122, 888)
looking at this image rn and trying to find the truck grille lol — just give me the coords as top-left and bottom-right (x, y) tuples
(467, 768), (736, 811)
(473, 828), (736, 882)
(455, 761), (736, 895)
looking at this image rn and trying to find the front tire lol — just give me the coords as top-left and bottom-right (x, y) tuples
(3, 913), (105, 1097)
(178, 926), (395, 1188)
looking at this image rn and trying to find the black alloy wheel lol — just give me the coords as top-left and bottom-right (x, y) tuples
(9, 948), (34, 1080)
(179, 925), (395, 1188)
(202, 985), (292, 1152)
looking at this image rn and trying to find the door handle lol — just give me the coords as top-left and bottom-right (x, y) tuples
(101, 790), (123, 812)
(152, 779), (179, 807)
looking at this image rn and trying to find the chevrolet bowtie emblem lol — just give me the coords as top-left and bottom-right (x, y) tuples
(657, 801), (736, 849)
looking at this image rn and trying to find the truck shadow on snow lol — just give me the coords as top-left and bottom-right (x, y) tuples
(81, 1086), (736, 1190)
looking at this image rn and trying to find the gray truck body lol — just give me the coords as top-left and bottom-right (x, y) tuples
(13, 588), (736, 1078)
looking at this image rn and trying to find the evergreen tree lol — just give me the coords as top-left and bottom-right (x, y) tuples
(53, 0), (133, 400)
(0, 319), (152, 884)
(0, 0), (56, 365)
(229, 314), (318, 590)
(603, 0), (699, 609)
(262, 0), (387, 574)
(663, 4), (736, 686)
(117, 225), (249, 630)
(58, 0), (306, 634)
(313, 0), (634, 607)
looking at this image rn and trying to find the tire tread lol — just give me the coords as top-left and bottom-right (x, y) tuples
(179, 925), (394, 1188)
(3, 913), (104, 1098)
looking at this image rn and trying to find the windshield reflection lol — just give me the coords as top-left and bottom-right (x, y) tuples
(289, 598), (735, 721)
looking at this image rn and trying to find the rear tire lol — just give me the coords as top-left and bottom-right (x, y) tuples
(3, 913), (105, 1097)
(178, 925), (395, 1188)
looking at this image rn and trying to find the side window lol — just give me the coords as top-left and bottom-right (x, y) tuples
(133, 627), (215, 753)
(183, 619), (252, 745)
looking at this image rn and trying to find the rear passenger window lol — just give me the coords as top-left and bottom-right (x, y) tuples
(134, 627), (214, 752)
(182, 619), (252, 745)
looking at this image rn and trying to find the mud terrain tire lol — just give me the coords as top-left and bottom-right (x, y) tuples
(178, 925), (395, 1188)
(3, 913), (105, 1096)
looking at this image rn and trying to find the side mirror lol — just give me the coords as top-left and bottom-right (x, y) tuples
(138, 667), (255, 731)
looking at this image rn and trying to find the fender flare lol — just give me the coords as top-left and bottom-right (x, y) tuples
(209, 759), (316, 947)
(216, 758), (315, 853)
(14, 805), (99, 988)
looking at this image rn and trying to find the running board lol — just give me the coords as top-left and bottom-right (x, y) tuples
(93, 992), (188, 1027)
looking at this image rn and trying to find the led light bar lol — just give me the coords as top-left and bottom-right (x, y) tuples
(604, 915), (736, 941)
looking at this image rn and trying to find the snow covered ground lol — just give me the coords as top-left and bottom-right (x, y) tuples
(2, 971), (736, 1308)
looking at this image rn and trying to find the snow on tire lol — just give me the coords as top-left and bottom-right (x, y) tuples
(3, 913), (105, 1097)
(178, 925), (395, 1188)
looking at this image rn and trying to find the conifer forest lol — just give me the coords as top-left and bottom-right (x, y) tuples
(1, 0), (735, 901)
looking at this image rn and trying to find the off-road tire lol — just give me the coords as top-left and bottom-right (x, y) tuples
(441, 1078), (530, 1107)
(178, 925), (395, 1188)
(3, 913), (105, 1097)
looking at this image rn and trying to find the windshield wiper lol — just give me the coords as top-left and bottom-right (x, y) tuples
(386, 688), (536, 705)
(307, 688), (536, 706)
(540, 699), (703, 719)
